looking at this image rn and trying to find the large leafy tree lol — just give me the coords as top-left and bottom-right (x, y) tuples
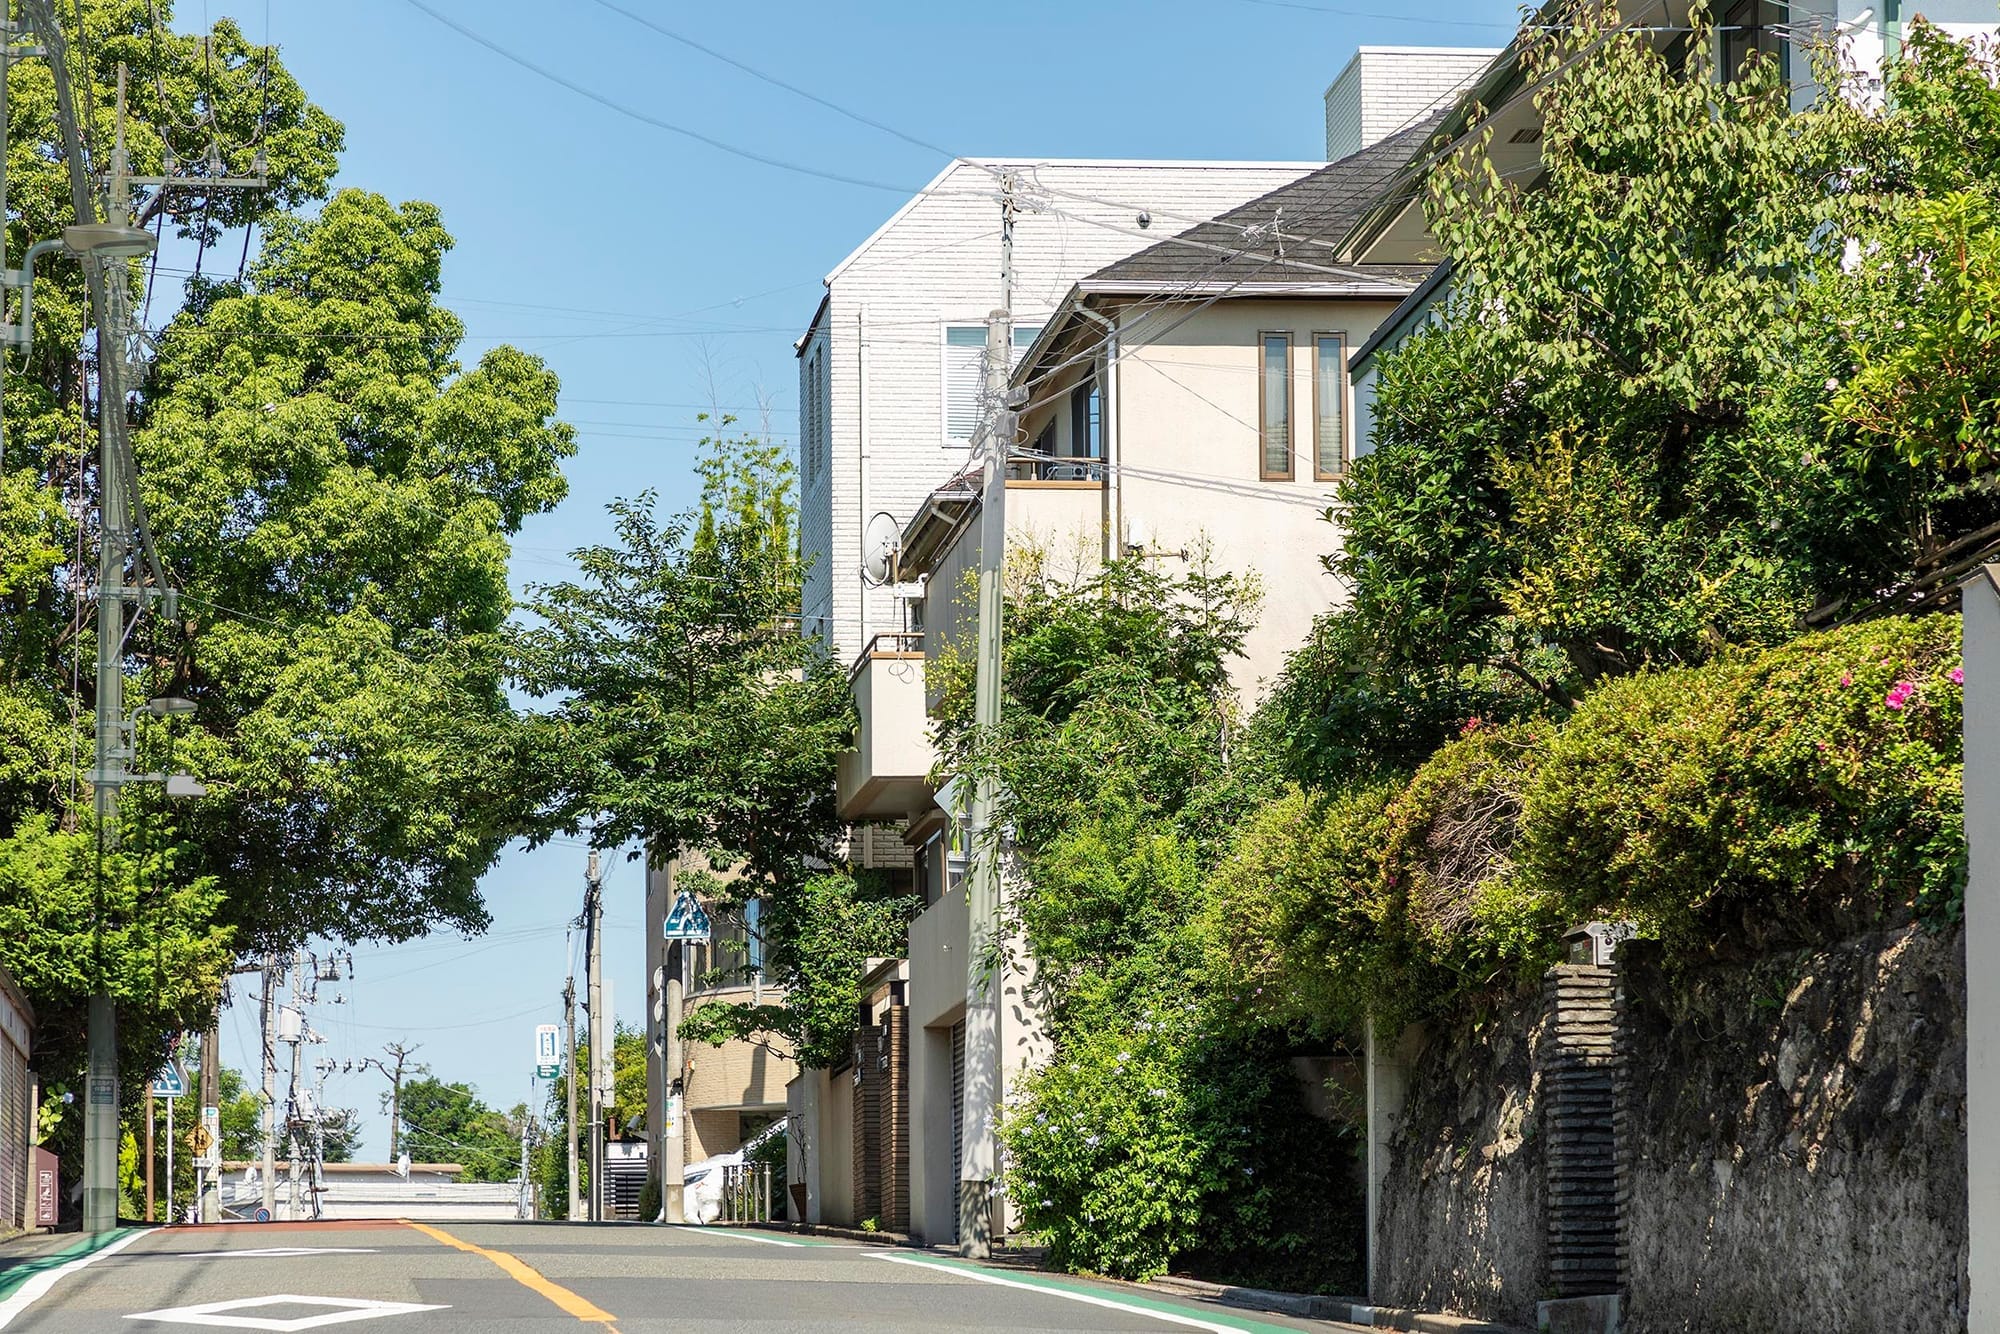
(513, 434), (850, 885)
(393, 1076), (525, 1183)
(0, 0), (573, 1182)
(1279, 13), (2000, 776)
(137, 188), (574, 948)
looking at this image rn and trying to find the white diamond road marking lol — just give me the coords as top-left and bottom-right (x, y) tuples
(124, 1294), (449, 1330)
(172, 1249), (381, 1260)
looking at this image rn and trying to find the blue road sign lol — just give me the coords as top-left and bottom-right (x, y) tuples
(661, 891), (712, 943)
(150, 1065), (187, 1098)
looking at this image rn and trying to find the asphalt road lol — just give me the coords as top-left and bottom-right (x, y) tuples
(0, 1219), (1359, 1333)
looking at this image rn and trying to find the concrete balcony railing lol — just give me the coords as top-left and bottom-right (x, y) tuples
(836, 633), (935, 823)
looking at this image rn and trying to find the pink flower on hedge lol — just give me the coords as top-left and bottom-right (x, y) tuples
(1885, 680), (1916, 711)
(1951, 666), (1965, 686)
(1839, 672), (1853, 687)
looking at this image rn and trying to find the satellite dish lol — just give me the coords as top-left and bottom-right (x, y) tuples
(861, 511), (901, 586)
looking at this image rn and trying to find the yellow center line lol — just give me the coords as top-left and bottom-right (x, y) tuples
(401, 1220), (619, 1330)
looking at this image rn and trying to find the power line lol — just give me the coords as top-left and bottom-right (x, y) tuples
(1222, 0), (1518, 29)
(393, 0), (917, 195)
(583, 0), (951, 159)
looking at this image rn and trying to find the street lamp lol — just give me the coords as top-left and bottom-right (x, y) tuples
(2, 221), (158, 354)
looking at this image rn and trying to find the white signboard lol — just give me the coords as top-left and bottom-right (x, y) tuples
(535, 1024), (559, 1066)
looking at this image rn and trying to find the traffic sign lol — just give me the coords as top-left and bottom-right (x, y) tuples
(661, 891), (712, 943)
(151, 1065), (187, 1098)
(535, 1063), (559, 1080)
(535, 1024), (559, 1066)
(198, 1106), (221, 1170)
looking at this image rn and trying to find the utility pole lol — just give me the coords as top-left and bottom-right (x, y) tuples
(663, 926), (685, 1224)
(199, 1024), (220, 1222)
(260, 956), (277, 1218)
(958, 173), (1019, 1259)
(564, 977), (580, 1221)
(361, 1042), (424, 1162)
(585, 849), (604, 1223)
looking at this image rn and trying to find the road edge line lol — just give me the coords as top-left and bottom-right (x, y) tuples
(0, 1227), (148, 1329)
(667, 1225), (809, 1248)
(400, 1220), (618, 1328)
(867, 1252), (1299, 1334)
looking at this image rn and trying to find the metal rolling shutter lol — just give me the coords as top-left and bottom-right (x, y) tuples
(949, 1019), (966, 1241)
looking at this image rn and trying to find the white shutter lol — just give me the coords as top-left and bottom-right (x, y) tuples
(944, 326), (986, 444)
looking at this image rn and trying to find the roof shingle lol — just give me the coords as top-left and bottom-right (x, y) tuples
(1085, 117), (1442, 290)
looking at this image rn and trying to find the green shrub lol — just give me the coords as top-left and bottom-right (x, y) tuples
(1002, 977), (1363, 1290)
(1202, 782), (1400, 1037)
(1206, 614), (1965, 1034)
(1522, 613), (1964, 945)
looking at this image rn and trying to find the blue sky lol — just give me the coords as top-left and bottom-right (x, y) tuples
(210, 0), (1522, 1162)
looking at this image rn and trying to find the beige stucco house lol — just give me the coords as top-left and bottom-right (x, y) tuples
(816, 129), (1441, 1247)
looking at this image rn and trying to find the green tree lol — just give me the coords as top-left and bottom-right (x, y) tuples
(514, 434), (848, 886)
(0, 1), (574, 1195)
(393, 1076), (522, 1183)
(512, 433), (854, 1064)
(1308, 10), (1994, 771)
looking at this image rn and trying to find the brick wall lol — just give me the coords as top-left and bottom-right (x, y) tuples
(850, 1003), (910, 1233)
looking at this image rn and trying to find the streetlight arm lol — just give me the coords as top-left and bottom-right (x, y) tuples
(3, 237), (64, 355)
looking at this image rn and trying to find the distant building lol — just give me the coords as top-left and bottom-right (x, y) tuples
(1323, 47), (1498, 159)
(218, 1160), (520, 1221)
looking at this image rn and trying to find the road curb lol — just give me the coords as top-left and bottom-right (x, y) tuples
(700, 1222), (1526, 1333)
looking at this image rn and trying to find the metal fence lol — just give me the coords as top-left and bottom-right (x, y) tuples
(719, 1162), (776, 1223)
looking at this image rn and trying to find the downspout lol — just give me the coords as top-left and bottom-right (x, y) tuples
(857, 304), (870, 657)
(1077, 303), (1119, 560)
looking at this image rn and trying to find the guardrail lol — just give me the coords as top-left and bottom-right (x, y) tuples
(719, 1162), (777, 1223)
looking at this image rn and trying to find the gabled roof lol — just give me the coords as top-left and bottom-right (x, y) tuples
(1086, 118), (1446, 291)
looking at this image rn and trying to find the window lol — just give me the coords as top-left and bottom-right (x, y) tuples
(1313, 333), (1348, 479)
(802, 345), (825, 484)
(1259, 332), (1293, 480)
(1068, 378), (1102, 461)
(943, 322), (1041, 445)
(1721, 0), (1787, 82)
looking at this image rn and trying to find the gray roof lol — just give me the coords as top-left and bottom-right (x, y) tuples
(1085, 117), (1443, 291)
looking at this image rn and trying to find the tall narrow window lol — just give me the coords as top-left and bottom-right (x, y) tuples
(1314, 333), (1348, 479)
(944, 322), (1042, 445)
(1260, 333), (1293, 480)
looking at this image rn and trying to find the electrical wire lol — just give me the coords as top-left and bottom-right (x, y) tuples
(394, 0), (917, 195)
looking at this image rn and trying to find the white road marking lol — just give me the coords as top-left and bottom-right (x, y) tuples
(171, 1249), (380, 1260)
(123, 1294), (449, 1330)
(668, 1225), (806, 1247)
(868, 1253), (1252, 1333)
(0, 1229), (150, 1330)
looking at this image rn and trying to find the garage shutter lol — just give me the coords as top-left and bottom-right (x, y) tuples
(949, 1018), (966, 1242)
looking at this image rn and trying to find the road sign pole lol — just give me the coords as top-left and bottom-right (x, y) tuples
(166, 1093), (174, 1223)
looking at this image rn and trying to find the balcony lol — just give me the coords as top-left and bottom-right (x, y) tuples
(836, 633), (935, 822)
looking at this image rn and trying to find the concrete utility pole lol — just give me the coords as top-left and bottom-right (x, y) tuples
(199, 1024), (220, 1222)
(361, 1042), (424, 1161)
(958, 173), (1019, 1259)
(585, 849), (605, 1222)
(564, 977), (581, 1221)
(663, 929), (685, 1224)
(260, 956), (278, 1217)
